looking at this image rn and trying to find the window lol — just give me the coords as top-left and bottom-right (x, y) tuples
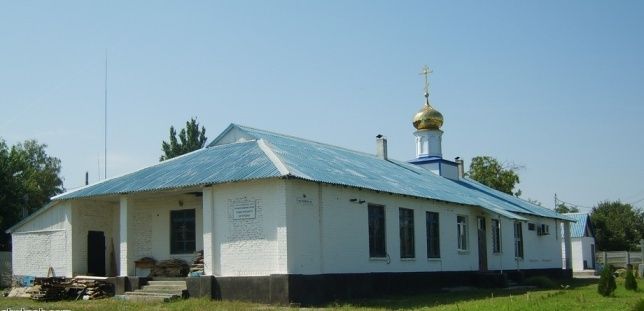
(457, 215), (468, 251)
(170, 209), (196, 254)
(537, 224), (550, 236)
(399, 208), (415, 258)
(426, 212), (440, 258)
(491, 219), (501, 253)
(368, 204), (386, 258)
(514, 222), (524, 258)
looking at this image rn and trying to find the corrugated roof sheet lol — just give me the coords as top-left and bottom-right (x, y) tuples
(565, 213), (591, 238)
(51, 123), (573, 222)
(54, 140), (281, 200)
(209, 124), (572, 221)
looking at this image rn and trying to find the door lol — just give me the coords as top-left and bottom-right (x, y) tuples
(477, 217), (488, 272)
(87, 231), (106, 276)
(591, 244), (596, 269)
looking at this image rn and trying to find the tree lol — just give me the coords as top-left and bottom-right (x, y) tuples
(624, 264), (638, 291)
(466, 156), (522, 196)
(590, 200), (644, 251)
(160, 117), (207, 161)
(0, 139), (64, 250)
(597, 264), (616, 296)
(555, 203), (579, 214)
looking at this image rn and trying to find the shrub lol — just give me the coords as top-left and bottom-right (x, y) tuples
(625, 264), (638, 291)
(524, 276), (556, 289)
(598, 264), (617, 296)
(616, 268), (628, 278)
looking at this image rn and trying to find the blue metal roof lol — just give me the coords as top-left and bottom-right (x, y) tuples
(51, 123), (573, 222)
(54, 140), (281, 200)
(209, 124), (572, 221)
(565, 213), (592, 238)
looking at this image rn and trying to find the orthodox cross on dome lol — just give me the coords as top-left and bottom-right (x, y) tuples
(419, 65), (433, 104)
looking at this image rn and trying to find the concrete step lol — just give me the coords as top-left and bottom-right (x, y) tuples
(140, 285), (187, 292)
(147, 280), (187, 287)
(116, 278), (188, 302)
(115, 293), (180, 302)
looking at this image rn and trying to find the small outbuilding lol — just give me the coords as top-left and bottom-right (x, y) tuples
(563, 213), (596, 271)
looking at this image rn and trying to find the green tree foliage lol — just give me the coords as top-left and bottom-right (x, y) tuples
(160, 117), (207, 161)
(625, 264), (638, 291)
(467, 156), (522, 196)
(597, 264), (617, 296)
(555, 203), (579, 214)
(591, 201), (644, 251)
(0, 139), (64, 250)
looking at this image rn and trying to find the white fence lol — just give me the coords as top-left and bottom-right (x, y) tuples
(0, 251), (11, 288)
(596, 251), (643, 268)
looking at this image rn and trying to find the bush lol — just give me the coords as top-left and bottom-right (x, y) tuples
(524, 276), (556, 289)
(598, 264), (617, 296)
(632, 299), (644, 311)
(625, 264), (638, 291)
(616, 268), (628, 278)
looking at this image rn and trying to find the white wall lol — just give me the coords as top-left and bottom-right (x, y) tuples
(284, 180), (564, 275)
(571, 237), (595, 271)
(285, 181), (483, 274)
(129, 194), (204, 264)
(71, 201), (118, 276)
(11, 202), (72, 277)
(205, 179), (287, 277)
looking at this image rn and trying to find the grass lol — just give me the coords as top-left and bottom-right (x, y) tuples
(0, 278), (642, 310)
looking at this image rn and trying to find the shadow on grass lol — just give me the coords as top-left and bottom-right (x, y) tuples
(331, 278), (598, 310)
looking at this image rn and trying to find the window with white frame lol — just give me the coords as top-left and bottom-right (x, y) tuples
(514, 222), (524, 258)
(457, 215), (468, 251)
(491, 219), (501, 253)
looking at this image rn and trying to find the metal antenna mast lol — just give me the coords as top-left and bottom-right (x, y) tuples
(104, 50), (108, 179)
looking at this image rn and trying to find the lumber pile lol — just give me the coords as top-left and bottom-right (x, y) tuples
(151, 259), (190, 277)
(189, 250), (204, 276)
(28, 277), (114, 301)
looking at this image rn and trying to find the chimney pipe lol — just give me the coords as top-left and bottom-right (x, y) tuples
(376, 134), (388, 160)
(455, 157), (464, 179)
(85, 171), (89, 185)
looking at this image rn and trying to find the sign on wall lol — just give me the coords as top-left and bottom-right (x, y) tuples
(231, 198), (257, 220)
(227, 197), (263, 242)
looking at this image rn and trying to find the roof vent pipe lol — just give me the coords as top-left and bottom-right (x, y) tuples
(376, 134), (388, 160)
(455, 157), (465, 179)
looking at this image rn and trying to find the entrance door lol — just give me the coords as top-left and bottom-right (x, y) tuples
(477, 217), (488, 272)
(87, 231), (106, 276)
(591, 244), (596, 269)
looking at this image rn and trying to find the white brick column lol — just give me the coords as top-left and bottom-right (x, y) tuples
(563, 221), (573, 270)
(202, 187), (214, 275)
(119, 196), (134, 276)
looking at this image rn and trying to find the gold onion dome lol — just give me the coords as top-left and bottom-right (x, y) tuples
(412, 93), (444, 130)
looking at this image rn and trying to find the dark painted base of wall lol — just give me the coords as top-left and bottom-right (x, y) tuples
(185, 268), (572, 306)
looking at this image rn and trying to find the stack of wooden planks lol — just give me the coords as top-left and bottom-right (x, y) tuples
(151, 259), (190, 277)
(28, 276), (114, 301)
(189, 250), (204, 276)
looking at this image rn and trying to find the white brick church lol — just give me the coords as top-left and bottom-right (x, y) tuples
(7, 75), (574, 304)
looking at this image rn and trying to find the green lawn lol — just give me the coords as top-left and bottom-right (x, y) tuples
(0, 278), (642, 311)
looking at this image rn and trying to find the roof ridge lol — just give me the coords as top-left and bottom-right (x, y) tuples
(233, 124), (382, 159)
(256, 139), (290, 176)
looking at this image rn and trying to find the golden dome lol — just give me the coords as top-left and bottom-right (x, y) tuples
(413, 97), (443, 130)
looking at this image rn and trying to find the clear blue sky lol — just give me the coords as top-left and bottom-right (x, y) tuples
(2, 1), (643, 211)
